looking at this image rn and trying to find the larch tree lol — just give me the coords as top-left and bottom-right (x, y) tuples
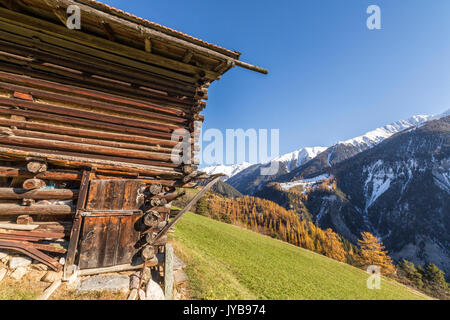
(357, 232), (396, 276)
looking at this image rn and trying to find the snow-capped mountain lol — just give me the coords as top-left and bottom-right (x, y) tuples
(204, 109), (449, 194)
(254, 115), (450, 278)
(285, 110), (449, 181)
(338, 114), (437, 151)
(201, 147), (326, 182)
(271, 147), (327, 171)
(301, 115), (450, 278)
(225, 146), (327, 194)
(201, 162), (252, 180)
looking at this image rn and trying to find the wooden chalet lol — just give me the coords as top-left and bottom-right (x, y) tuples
(0, 0), (266, 281)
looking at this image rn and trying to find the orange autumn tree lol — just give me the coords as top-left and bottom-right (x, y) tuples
(201, 193), (355, 264)
(322, 229), (347, 263)
(357, 232), (396, 277)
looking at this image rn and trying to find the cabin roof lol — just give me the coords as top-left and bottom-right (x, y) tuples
(73, 0), (242, 59)
(2, 0), (267, 75)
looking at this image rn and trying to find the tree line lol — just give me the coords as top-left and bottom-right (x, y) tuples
(193, 192), (449, 299)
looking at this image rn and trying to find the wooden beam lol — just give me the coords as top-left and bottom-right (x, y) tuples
(0, 146), (184, 178)
(0, 81), (188, 125)
(51, 6), (68, 28)
(0, 188), (77, 200)
(0, 203), (73, 215)
(0, 118), (178, 149)
(0, 70), (192, 118)
(0, 0), (21, 11)
(64, 169), (92, 275)
(100, 20), (116, 42)
(164, 243), (174, 300)
(53, 0), (270, 74)
(36, 280), (62, 301)
(144, 38), (152, 53)
(182, 50), (193, 64)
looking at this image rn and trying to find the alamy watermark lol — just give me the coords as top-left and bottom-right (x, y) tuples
(367, 5), (381, 30)
(63, 5), (383, 33)
(366, 265), (381, 289)
(171, 123), (280, 176)
(66, 5), (81, 30)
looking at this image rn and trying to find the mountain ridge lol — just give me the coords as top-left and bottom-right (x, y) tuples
(224, 110), (449, 194)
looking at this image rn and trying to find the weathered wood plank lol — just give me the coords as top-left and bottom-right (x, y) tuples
(164, 243), (174, 300)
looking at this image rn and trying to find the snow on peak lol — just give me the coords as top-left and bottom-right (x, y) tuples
(201, 162), (252, 180)
(271, 146), (327, 171)
(199, 109), (447, 182)
(338, 113), (442, 150)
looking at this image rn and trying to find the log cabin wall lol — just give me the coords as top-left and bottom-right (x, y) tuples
(0, 0), (266, 272)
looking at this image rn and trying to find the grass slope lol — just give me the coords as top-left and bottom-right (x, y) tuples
(171, 212), (430, 300)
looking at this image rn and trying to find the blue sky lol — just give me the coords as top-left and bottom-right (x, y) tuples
(103, 0), (450, 162)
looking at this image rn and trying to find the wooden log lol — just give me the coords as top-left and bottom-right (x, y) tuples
(157, 191), (185, 202)
(78, 261), (160, 276)
(141, 245), (155, 261)
(0, 145), (184, 177)
(0, 203), (73, 215)
(150, 176), (221, 245)
(0, 229), (66, 239)
(149, 183), (162, 195)
(0, 166), (81, 181)
(16, 215), (33, 225)
(0, 166), (181, 184)
(0, 143), (180, 170)
(23, 179), (46, 190)
(0, 134), (180, 163)
(0, 67), (195, 112)
(26, 161), (47, 174)
(148, 234), (167, 246)
(22, 198), (35, 206)
(6, 128), (176, 156)
(36, 280), (61, 301)
(0, 97), (180, 134)
(127, 289), (138, 300)
(143, 211), (159, 228)
(0, 188), (77, 200)
(0, 118), (178, 149)
(0, 108), (179, 147)
(0, 80), (189, 125)
(0, 223), (38, 231)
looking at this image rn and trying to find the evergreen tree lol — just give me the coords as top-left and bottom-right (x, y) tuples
(195, 197), (209, 217)
(422, 264), (448, 293)
(397, 259), (423, 288)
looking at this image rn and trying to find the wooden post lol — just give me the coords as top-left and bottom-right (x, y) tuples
(64, 168), (93, 278)
(164, 243), (174, 300)
(36, 280), (62, 300)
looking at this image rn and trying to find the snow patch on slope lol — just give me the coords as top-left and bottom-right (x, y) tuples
(433, 159), (450, 194)
(280, 174), (333, 192)
(363, 160), (393, 210)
